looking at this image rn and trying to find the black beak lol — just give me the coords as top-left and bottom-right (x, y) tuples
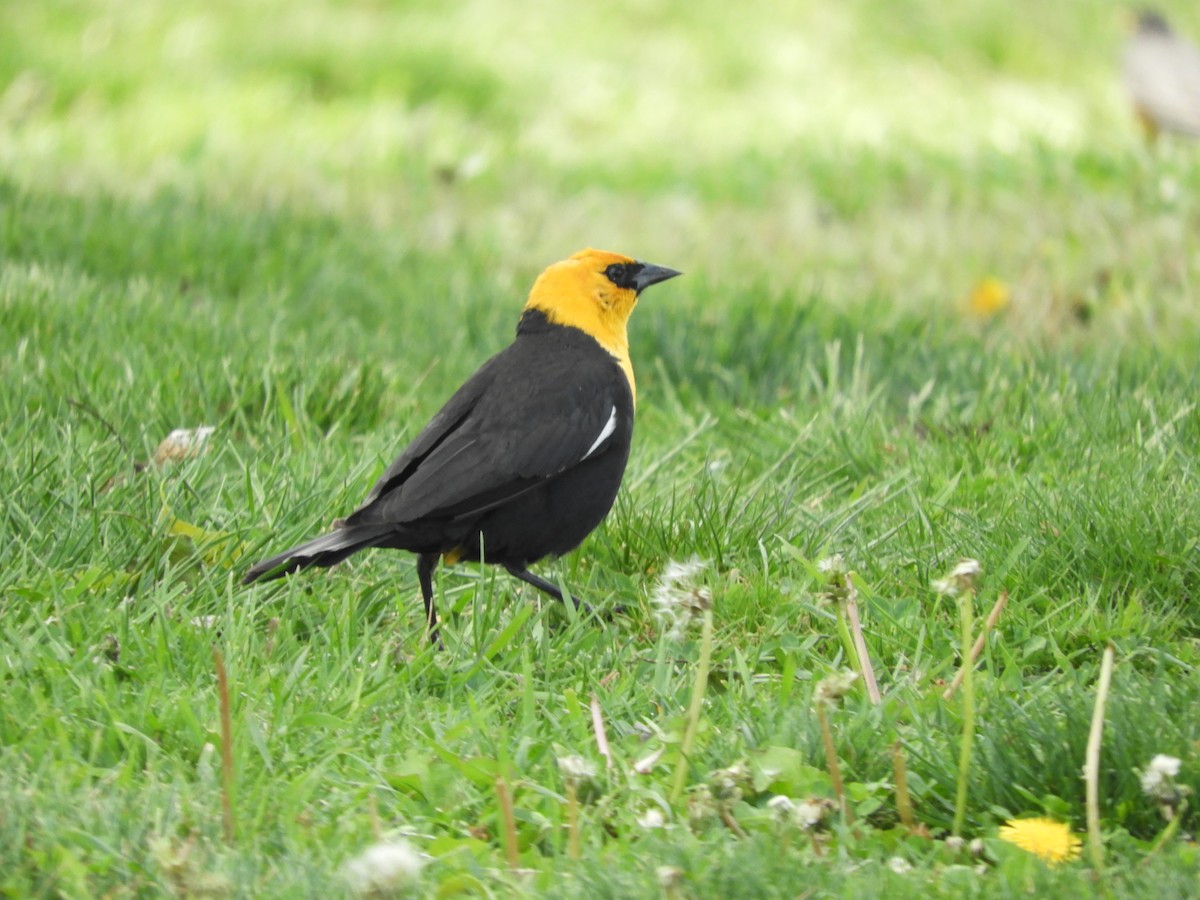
(632, 262), (682, 293)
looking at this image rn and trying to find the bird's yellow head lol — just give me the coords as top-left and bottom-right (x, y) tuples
(524, 249), (681, 403)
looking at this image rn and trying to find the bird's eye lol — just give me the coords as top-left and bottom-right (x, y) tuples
(604, 263), (629, 286)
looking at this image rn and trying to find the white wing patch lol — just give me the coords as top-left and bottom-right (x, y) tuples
(582, 406), (618, 460)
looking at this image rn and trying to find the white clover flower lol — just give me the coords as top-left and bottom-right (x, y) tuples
(632, 745), (665, 775)
(932, 558), (982, 597)
(949, 559), (982, 579)
(968, 837), (986, 858)
(687, 783), (715, 827)
(656, 866), (684, 890)
(816, 554), (856, 607)
(708, 763), (751, 801)
(196, 742), (217, 785)
(342, 840), (423, 895)
(887, 856), (913, 875)
(815, 670), (859, 705)
(557, 754), (598, 785)
(1140, 754), (1182, 794)
(817, 554), (848, 576)
(636, 808), (667, 829)
(650, 557), (711, 641)
(793, 800), (830, 828)
(945, 835), (965, 853)
(767, 795), (829, 830)
(154, 426), (216, 465)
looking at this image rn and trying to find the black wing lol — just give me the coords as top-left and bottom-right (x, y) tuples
(353, 353), (502, 510)
(347, 334), (630, 527)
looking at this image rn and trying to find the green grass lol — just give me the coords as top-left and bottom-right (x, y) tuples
(4, 0), (1200, 896)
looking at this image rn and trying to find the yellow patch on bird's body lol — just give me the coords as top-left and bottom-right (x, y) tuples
(524, 249), (640, 406)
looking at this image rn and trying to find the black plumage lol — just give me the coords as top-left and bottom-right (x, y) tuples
(243, 250), (680, 644)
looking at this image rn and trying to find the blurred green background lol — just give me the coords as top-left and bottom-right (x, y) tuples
(0, 0), (1143, 184)
(6, 0), (1199, 346)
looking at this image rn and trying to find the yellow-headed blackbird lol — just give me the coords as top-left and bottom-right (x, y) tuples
(243, 249), (681, 643)
(1123, 11), (1200, 139)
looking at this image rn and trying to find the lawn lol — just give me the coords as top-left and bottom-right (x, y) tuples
(2, 0), (1199, 896)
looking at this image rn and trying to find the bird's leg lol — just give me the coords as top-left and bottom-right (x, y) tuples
(416, 553), (443, 649)
(504, 564), (586, 610)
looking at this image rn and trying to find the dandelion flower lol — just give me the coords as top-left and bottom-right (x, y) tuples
(967, 277), (1010, 319)
(342, 839), (423, 895)
(951, 558), (983, 579)
(650, 557), (711, 640)
(1140, 754), (1182, 795)
(997, 817), (1081, 865)
(931, 558), (982, 597)
(1140, 753), (1190, 818)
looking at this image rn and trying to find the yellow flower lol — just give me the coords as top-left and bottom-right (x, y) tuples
(967, 277), (1010, 318)
(997, 817), (1082, 865)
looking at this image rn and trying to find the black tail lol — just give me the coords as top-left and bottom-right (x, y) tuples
(242, 525), (392, 585)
